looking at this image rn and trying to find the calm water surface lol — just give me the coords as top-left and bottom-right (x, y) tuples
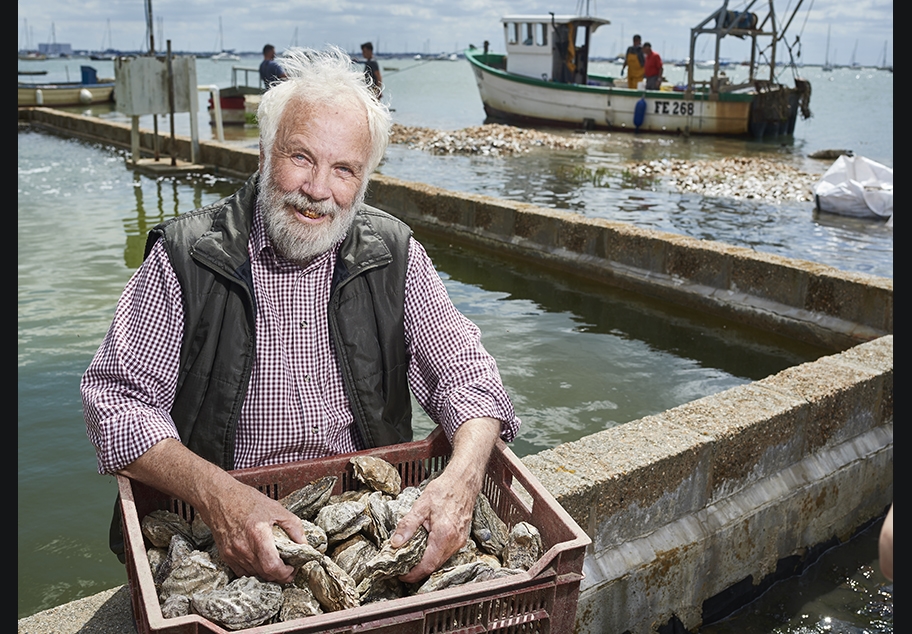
(19, 54), (891, 627)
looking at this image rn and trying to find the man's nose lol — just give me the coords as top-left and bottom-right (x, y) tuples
(301, 165), (331, 201)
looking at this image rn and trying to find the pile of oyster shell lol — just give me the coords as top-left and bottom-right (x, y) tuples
(141, 455), (543, 631)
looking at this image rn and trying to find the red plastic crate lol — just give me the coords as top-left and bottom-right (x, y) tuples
(118, 427), (590, 634)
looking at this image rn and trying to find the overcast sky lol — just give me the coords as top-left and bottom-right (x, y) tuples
(19, 0), (893, 66)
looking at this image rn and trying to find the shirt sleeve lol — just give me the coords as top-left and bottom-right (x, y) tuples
(403, 238), (520, 443)
(81, 239), (184, 475)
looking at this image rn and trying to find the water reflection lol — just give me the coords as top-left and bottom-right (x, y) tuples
(417, 238), (826, 457)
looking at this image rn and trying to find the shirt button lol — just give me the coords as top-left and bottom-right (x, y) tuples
(299, 320), (308, 328)
(312, 424), (318, 433)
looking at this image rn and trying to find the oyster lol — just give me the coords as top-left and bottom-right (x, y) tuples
(357, 526), (429, 591)
(153, 534), (195, 590)
(279, 586), (323, 621)
(331, 534), (379, 583)
(387, 486), (421, 526)
(191, 514), (214, 549)
(142, 509), (194, 548)
(272, 526), (323, 568)
(471, 494), (509, 556)
(298, 557), (360, 612)
(415, 561), (496, 594)
(191, 576), (283, 630)
(315, 500), (372, 545)
(501, 522), (543, 571)
(351, 456), (401, 496)
(159, 549), (229, 603)
(441, 538), (480, 569)
(279, 476), (337, 521)
(358, 575), (406, 604)
(160, 594), (191, 618)
(363, 491), (394, 546)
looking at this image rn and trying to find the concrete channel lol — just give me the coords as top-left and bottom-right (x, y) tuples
(19, 108), (893, 633)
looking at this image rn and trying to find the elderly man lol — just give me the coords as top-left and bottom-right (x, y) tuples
(82, 47), (519, 584)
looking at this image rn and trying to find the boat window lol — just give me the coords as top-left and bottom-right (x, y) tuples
(538, 23), (549, 46)
(524, 23), (534, 45)
(506, 22), (519, 45)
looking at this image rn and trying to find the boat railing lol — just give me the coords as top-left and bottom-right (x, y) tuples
(231, 65), (262, 90)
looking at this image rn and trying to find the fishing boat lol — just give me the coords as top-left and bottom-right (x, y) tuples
(18, 66), (114, 107)
(466, 0), (812, 137)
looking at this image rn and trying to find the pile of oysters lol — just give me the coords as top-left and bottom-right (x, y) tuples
(141, 455), (544, 630)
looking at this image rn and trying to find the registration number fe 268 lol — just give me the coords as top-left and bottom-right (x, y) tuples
(653, 101), (695, 116)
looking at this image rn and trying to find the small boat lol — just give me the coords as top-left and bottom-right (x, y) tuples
(18, 65), (114, 107)
(466, 1), (812, 137)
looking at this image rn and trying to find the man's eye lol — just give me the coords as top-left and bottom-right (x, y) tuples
(290, 154), (310, 166)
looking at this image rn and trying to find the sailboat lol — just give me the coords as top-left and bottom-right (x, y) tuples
(822, 25), (834, 71)
(211, 17), (240, 61)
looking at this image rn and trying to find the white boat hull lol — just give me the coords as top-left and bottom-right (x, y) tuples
(469, 57), (753, 135)
(18, 84), (114, 107)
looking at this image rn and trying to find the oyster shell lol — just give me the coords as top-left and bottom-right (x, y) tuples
(142, 509), (194, 548)
(501, 522), (543, 571)
(357, 526), (429, 591)
(298, 557), (360, 612)
(442, 538), (480, 569)
(471, 494), (509, 556)
(159, 549), (229, 603)
(363, 491), (394, 546)
(272, 526), (323, 568)
(387, 486), (421, 526)
(279, 586), (323, 621)
(331, 534), (379, 583)
(415, 561), (496, 594)
(153, 533), (195, 590)
(279, 476), (337, 521)
(160, 594), (191, 618)
(351, 456), (401, 496)
(358, 575), (406, 604)
(315, 500), (372, 545)
(191, 515), (214, 549)
(191, 576), (283, 630)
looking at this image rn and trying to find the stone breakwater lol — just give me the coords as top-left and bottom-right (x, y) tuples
(390, 123), (585, 155)
(628, 157), (820, 202)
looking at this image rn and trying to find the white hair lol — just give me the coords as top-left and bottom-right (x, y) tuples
(257, 46), (391, 174)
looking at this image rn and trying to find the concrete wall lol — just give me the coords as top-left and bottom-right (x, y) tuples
(19, 109), (893, 631)
(365, 175), (892, 351)
(523, 335), (892, 632)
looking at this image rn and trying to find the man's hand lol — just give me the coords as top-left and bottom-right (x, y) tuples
(389, 417), (502, 583)
(197, 477), (305, 583)
(120, 438), (305, 583)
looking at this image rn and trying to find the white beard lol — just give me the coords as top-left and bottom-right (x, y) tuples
(259, 164), (362, 264)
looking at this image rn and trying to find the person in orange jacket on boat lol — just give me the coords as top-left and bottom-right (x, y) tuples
(620, 34), (644, 89)
(643, 42), (663, 90)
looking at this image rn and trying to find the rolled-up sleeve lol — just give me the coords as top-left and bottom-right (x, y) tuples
(81, 239), (184, 474)
(403, 238), (520, 442)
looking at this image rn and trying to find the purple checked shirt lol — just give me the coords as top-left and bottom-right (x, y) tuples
(83, 206), (519, 474)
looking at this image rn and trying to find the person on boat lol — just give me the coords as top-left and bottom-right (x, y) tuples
(259, 44), (287, 89)
(620, 34), (645, 89)
(82, 46), (519, 585)
(361, 41), (383, 97)
(643, 42), (663, 90)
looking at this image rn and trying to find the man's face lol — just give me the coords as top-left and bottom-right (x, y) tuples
(260, 99), (372, 262)
(361, 46), (372, 60)
(643, 45), (651, 55)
